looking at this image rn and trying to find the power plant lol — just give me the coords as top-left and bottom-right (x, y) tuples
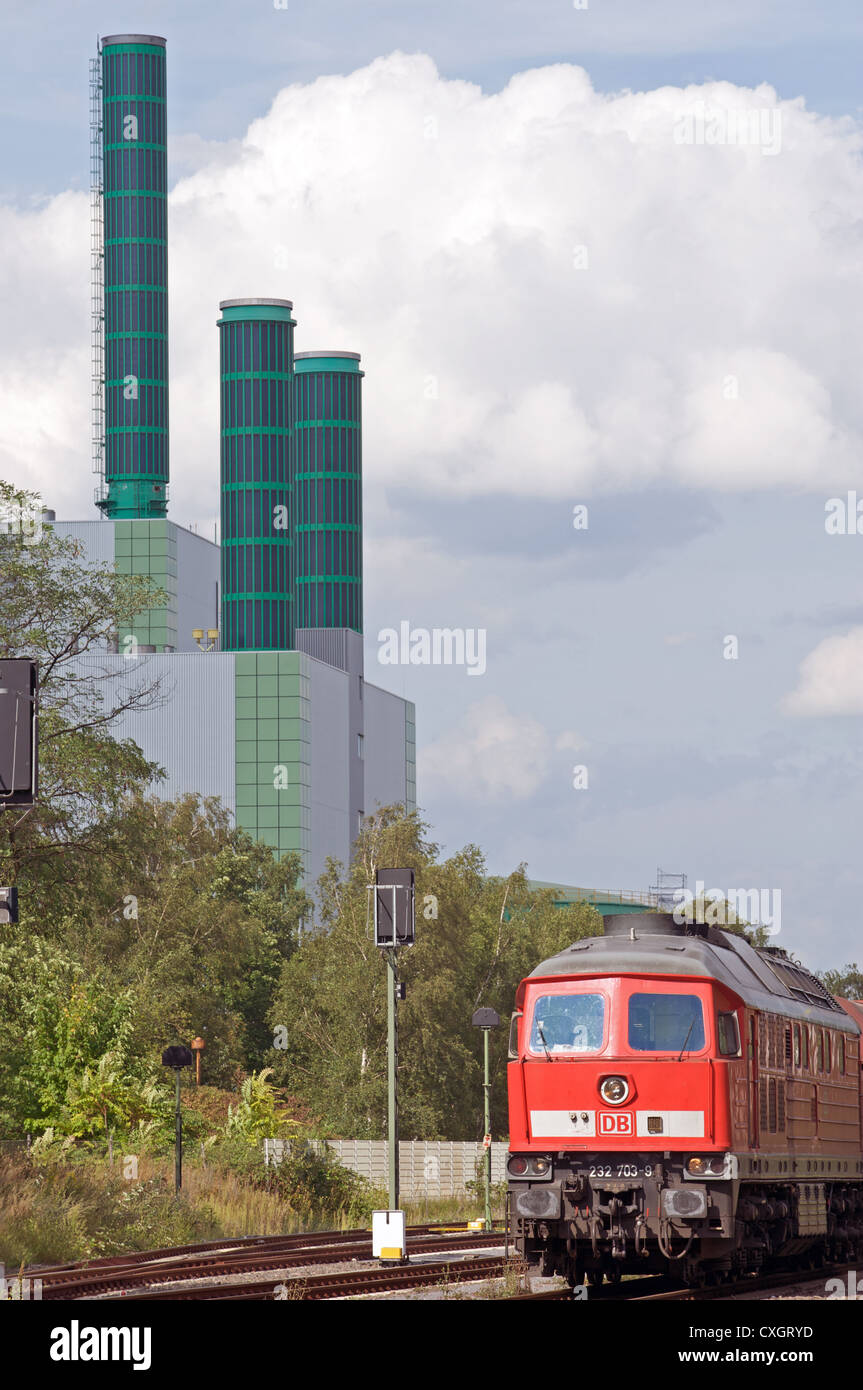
(53, 34), (415, 887)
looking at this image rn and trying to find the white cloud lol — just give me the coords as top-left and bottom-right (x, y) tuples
(3, 57), (863, 517)
(781, 628), (863, 716)
(418, 695), (567, 802)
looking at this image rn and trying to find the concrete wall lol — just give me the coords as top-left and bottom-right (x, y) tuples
(264, 1139), (509, 1199)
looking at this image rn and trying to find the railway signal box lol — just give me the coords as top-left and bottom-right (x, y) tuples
(0, 659), (38, 807)
(374, 867), (415, 948)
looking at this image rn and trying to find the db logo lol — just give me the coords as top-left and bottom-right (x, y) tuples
(599, 1111), (633, 1135)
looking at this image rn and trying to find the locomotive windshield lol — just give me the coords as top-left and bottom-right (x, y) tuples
(628, 993), (705, 1052)
(529, 993), (605, 1054)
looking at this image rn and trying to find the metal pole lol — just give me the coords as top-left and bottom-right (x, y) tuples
(174, 1068), (182, 1195)
(483, 1028), (492, 1231)
(386, 948), (399, 1209)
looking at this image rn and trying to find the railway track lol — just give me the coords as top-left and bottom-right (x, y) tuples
(103, 1255), (511, 1300)
(38, 1227), (506, 1301)
(33, 1222), (463, 1277)
(506, 1261), (854, 1302)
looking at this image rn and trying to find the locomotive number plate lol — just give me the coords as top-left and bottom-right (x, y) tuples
(586, 1163), (656, 1179)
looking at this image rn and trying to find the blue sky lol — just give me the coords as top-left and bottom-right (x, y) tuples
(2, 2), (863, 971)
(5, 1), (863, 196)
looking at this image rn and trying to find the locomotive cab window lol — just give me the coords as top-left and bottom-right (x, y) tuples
(508, 1011), (522, 1060)
(529, 993), (605, 1055)
(717, 1011), (741, 1056)
(628, 993), (705, 1052)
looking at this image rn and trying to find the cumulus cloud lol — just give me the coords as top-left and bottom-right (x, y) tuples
(418, 695), (575, 802)
(3, 56), (863, 519)
(781, 628), (863, 716)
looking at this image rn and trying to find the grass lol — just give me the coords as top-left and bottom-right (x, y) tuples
(0, 1142), (505, 1271)
(0, 1149), (378, 1270)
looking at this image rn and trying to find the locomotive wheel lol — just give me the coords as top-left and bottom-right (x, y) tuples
(566, 1267), (585, 1289)
(588, 1269), (604, 1287)
(607, 1267), (622, 1284)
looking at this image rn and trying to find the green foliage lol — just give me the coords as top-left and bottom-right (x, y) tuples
(0, 1153), (220, 1266)
(0, 480), (168, 887)
(265, 1143), (385, 1225)
(818, 963), (863, 1000)
(268, 805), (601, 1138)
(225, 1069), (294, 1144)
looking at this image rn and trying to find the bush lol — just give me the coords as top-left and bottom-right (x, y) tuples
(266, 1143), (385, 1225)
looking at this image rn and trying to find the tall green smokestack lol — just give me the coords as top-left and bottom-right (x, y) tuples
(293, 351), (363, 634)
(97, 34), (169, 519)
(218, 298), (296, 650)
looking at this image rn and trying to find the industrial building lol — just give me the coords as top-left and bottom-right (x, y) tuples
(52, 33), (415, 887)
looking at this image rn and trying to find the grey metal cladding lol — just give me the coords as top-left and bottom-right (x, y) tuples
(174, 526), (220, 651)
(72, 652), (236, 807)
(295, 629), (364, 677)
(363, 681), (411, 814)
(306, 654), (351, 885)
(52, 520), (114, 566)
(529, 928), (859, 1030)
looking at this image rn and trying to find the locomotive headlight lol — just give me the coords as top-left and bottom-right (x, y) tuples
(685, 1155), (736, 1178)
(508, 1156), (529, 1176)
(532, 1157), (550, 1175)
(600, 1076), (629, 1105)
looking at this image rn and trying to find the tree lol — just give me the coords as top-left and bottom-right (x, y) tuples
(0, 479), (168, 889)
(818, 964), (863, 1000)
(268, 806), (601, 1138)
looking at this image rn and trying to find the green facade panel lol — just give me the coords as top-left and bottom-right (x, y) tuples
(114, 518), (178, 652)
(233, 652), (311, 871)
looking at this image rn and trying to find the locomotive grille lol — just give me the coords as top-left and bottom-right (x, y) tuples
(777, 1079), (785, 1130)
(759, 1078), (768, 1131)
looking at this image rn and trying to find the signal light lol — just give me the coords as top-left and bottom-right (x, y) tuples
(507, 1155), (553, 1179)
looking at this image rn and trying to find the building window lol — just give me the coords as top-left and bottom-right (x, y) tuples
(357, 734), (364, 759)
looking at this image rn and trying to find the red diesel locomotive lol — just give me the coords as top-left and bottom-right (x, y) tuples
(506, 912), (863, 1285)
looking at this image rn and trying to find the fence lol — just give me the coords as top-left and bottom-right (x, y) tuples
(263, 1138), (509, 1199)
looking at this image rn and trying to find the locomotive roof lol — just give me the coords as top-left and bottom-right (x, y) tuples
(527, 914), (858, 1032)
